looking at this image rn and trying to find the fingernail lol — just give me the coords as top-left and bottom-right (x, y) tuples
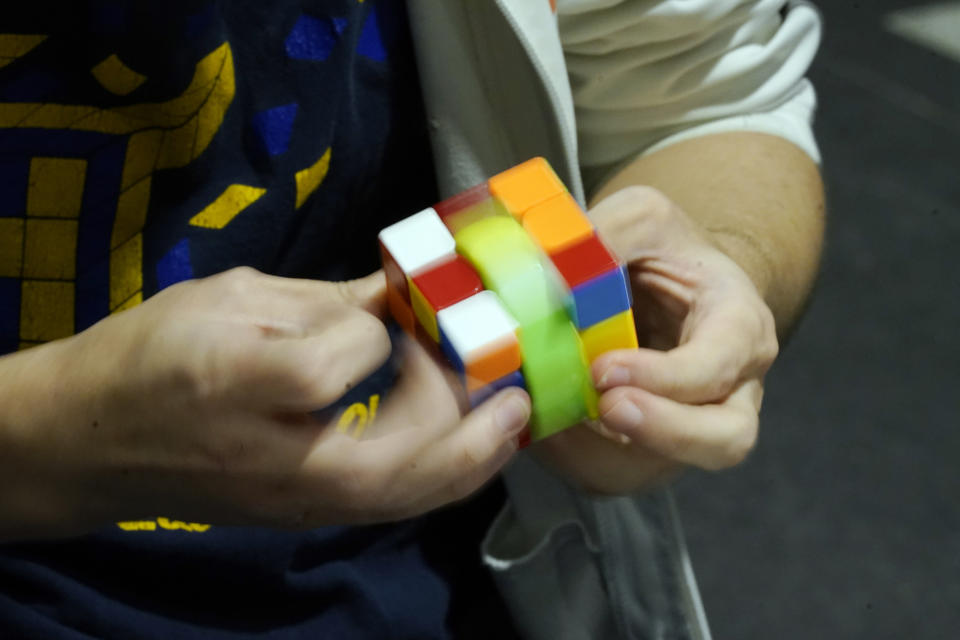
(598, 365), (630, 388)
(588, 419), (633, 445)
(603, 398), (645, 426)
(496, 394), (531, 435)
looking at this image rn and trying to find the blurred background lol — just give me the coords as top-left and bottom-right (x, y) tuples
(674, 2), (959, 638)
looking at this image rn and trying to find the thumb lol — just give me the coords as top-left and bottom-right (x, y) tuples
(333, 271), (387, 317)
(266, 271), (387, 318)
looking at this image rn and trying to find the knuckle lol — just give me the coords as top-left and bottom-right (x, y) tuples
(596, 186), (678, 257)
(346, 310), (391, 352)
(762, 320), (780, 363)
(603, 186), (673, 227)
(682, 356), (739, 401)
(635, 185), (673, 209)
(226, 265), (261, 279)
(760, 336), (779, 370)
(704, 364), (741, 401)
(622, 185), (670, 209)
(217, 266), (264, 296)
(714, 414), (759, 469)
(747, 307), (779, 375)
(223, 265), (261, 283)
(626, 186), (675, 224)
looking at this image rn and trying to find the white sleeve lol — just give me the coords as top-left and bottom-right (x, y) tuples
(557, 0), (822, 173)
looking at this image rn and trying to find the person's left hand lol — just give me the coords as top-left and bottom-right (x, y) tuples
(532, 186), (779, 494)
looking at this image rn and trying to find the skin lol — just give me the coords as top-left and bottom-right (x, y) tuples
(0, 268), (530, 542)
(0, 131), (823, 538)
(534, 131), (826, 494)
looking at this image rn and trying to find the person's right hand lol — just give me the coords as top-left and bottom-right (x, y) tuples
(0, 267), (530, 541)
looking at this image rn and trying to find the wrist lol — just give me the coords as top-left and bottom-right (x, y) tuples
(0, 337), (120, 540)
(702, 225), (775, 301)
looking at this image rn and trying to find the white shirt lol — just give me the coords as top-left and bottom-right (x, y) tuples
(557, 0), (821, 171)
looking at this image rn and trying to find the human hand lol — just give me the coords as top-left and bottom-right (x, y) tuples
(1, 268), (529, 539)
(533, 186), (778, 494)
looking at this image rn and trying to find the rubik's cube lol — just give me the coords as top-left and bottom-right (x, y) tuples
(378, 158), (639, 442)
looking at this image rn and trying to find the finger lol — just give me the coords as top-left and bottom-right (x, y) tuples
(325, 335), (504, 488)
(235, 311), (392, 411)
(598, 381), (762, 470)
(593, 303), (776, 403)
(533, 422), (681, 495)
(297, 355), (527, 521)
(261, 270), (388, 319)
(332, 271), (388, 318)
(357, 335), (464, 442)
(390, 388), (530, 518)
(298, 335), (462, 485)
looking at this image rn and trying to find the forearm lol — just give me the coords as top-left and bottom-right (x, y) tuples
(0, 340), (105, 541)
(590, 132), (826, 337)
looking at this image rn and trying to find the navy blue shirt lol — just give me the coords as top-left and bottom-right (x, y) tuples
(0, 1), (517, 637)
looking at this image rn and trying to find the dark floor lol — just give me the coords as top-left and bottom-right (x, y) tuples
(674, 3), (960, 639)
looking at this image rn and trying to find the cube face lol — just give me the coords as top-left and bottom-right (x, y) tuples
(465, 338), (522, 391)
(570, 266), (632, 330)
(469, 370), (527, 408)
(409, 280), (440, 341)
(522, 193), (594, 255)
(379, 158), (639, 441)
(551, 234), (619, 289)
(412, 256), (484, 311)
(409, 256), (484, 342)
(488, 157), (565, 219)
(437, 291), (520, 388)
(377, 208), (456, 278)
(386, 283), (416, 336)
(580, 309), (639, 363)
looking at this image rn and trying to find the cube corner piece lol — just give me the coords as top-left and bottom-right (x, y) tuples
(377, 208), (456, 279)
(488, 157), (566, 220)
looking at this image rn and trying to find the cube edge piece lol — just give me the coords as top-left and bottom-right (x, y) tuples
(580, 308), (639, 364)
(377, 207), (456, 278)
(550, 232), (619, 290)
(570, 265), (632, 330)
(522, 192), (594, 255)
(436, 291), (520, 383)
